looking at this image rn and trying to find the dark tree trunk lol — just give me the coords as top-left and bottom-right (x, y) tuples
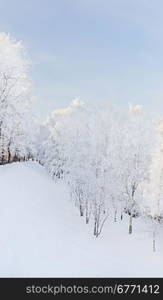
(79, 204), (84, 217)
(129, 214), (132, 234)
(8, 147), (11, 163)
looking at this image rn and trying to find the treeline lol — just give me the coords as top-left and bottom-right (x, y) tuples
(0, 33), (36, 165)
(37, 99), (163, 248)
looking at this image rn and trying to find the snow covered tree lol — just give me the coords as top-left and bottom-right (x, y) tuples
(41, 100), (156, 238)
(0, 32), (34, 164)
(143, 121), (163, 251)
(118, 107), (154, 234)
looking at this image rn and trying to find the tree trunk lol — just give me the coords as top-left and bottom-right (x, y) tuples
(153, 229), (156, 252)
(94, 220), (97, 236)
(86, 214), (89, 224)
(1, 147), (4, 164)
(79, 204), (84, 217)
(86, 200), (91, 224)
(129, 214), (132, 234)
(114, 209), (117, 222)
(8, 148), (11, 163)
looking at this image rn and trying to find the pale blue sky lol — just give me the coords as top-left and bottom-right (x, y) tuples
(1, 0), (163, 118)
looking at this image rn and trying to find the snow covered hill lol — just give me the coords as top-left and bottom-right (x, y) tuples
(0, 162), (163, 277)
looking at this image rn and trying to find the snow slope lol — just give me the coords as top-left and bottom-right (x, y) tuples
(0, 162), (163, 277)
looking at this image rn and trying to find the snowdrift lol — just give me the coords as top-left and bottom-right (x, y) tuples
(0, 162), (163, 277)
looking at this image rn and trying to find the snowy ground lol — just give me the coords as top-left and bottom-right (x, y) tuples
(0, 162), (163, 277)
